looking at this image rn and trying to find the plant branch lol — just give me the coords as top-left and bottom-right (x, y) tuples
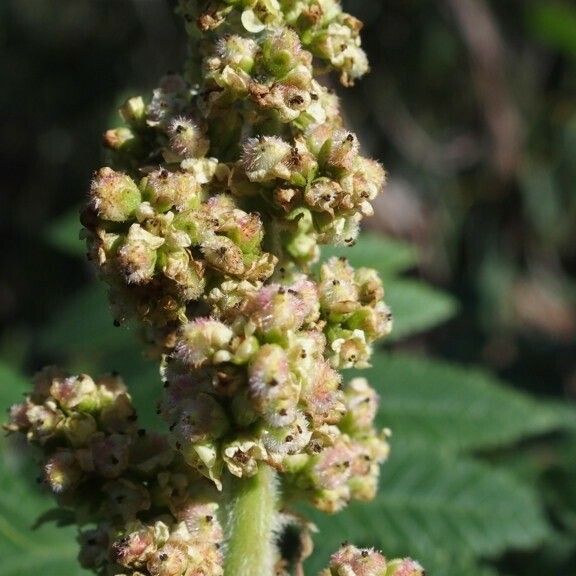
(224, 464), (279, 576)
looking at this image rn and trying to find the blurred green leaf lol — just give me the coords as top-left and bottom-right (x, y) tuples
(43, 208), (83, 257)
(385, 279), (458, 341)
(0, 361), (28, 409)
(369, 353), (574, 452)
(306, 448), (549, 576)
(321, 233), (418, 278)
(0, 414), (87, 576)
(39, 285), (133, 356)
(527, 3), (576, 57)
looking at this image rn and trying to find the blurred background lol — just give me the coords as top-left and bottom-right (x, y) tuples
(1, 1), (576, 575)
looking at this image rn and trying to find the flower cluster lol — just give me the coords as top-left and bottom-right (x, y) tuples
(160, 272), (390, 509)
(6, 368), (224, 576)
(83, 164), (276, 347)
(5, 1), (424, 574)
(179, 0), (368, 86)
(321, 544), (424, 576)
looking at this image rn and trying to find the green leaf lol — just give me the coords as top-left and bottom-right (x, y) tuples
(385, 279), (458, 341)
(305, 448), (549, 576)
(0, 435), (87, 575)
(39, 285), (134, 356)
(0, 361), (28, 410)
(321, 233), (418, 278)
(369, 353), (573, 452)
(43, 208), (84, 257)
(526, 3), (576, 58)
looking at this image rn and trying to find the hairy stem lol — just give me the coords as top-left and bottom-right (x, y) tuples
(224, 464), (278, 576)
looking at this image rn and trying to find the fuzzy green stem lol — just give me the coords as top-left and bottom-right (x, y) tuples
(224, 464), (278, 576)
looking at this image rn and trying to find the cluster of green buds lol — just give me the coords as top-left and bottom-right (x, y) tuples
(6, 369), (225, 576)
(6, 1), (423, 575)
(83, 165), (276, 348)
(180, 0), (368, 86)
(321, 545), (424, 576)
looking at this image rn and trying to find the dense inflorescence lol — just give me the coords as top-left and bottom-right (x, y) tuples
(6, 369), (224, 576)
(6, 1), (422, 575)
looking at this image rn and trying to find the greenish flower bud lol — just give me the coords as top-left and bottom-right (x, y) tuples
(161, 249), (206, 301)
(304, 178), (344, 215)
(170, 394), (229, 444)
(311, 438), (355, 491)
(63, 412), (98, 447)
(311, 19), (369, 86)
(111, 521), (157, 569)
(385, 558), (425, 576)
(178, 438), (219, 480)
(89, 167), (141, 222)
(355, 267), (385, 305)
(244, 283), (310, 336)
(218, 209), (264, 255)
(261, 28), (309, 78)
(319, 257), (360, 317)
(167, 116), (210, 159)
(325, 544), (388, 576)
(301, 359), (345, 425)
(216, 35), (258, 72)
(44, 450), (83, 493)
(24, 402), (64, 444)
(174, 318), (234, 367)
(142, 169), (202, 212)
(117, 223), (164, 284)
(262, 410), (311, 455)
(201, 234), (247, 276)
(222, 436), (267, 477)
(120, 96), (146, 126)
(176, 500), (223, 543)
(147, 541), (189, 576)
(241, 136), (292, 182)
(341, 378), (379, 432)
(50, 373), (99, 413)
(331, 329), (371, 369)
(326, 130), (359, 174)
(248, 344), (299, 426)
(103, 126), (137, 151)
